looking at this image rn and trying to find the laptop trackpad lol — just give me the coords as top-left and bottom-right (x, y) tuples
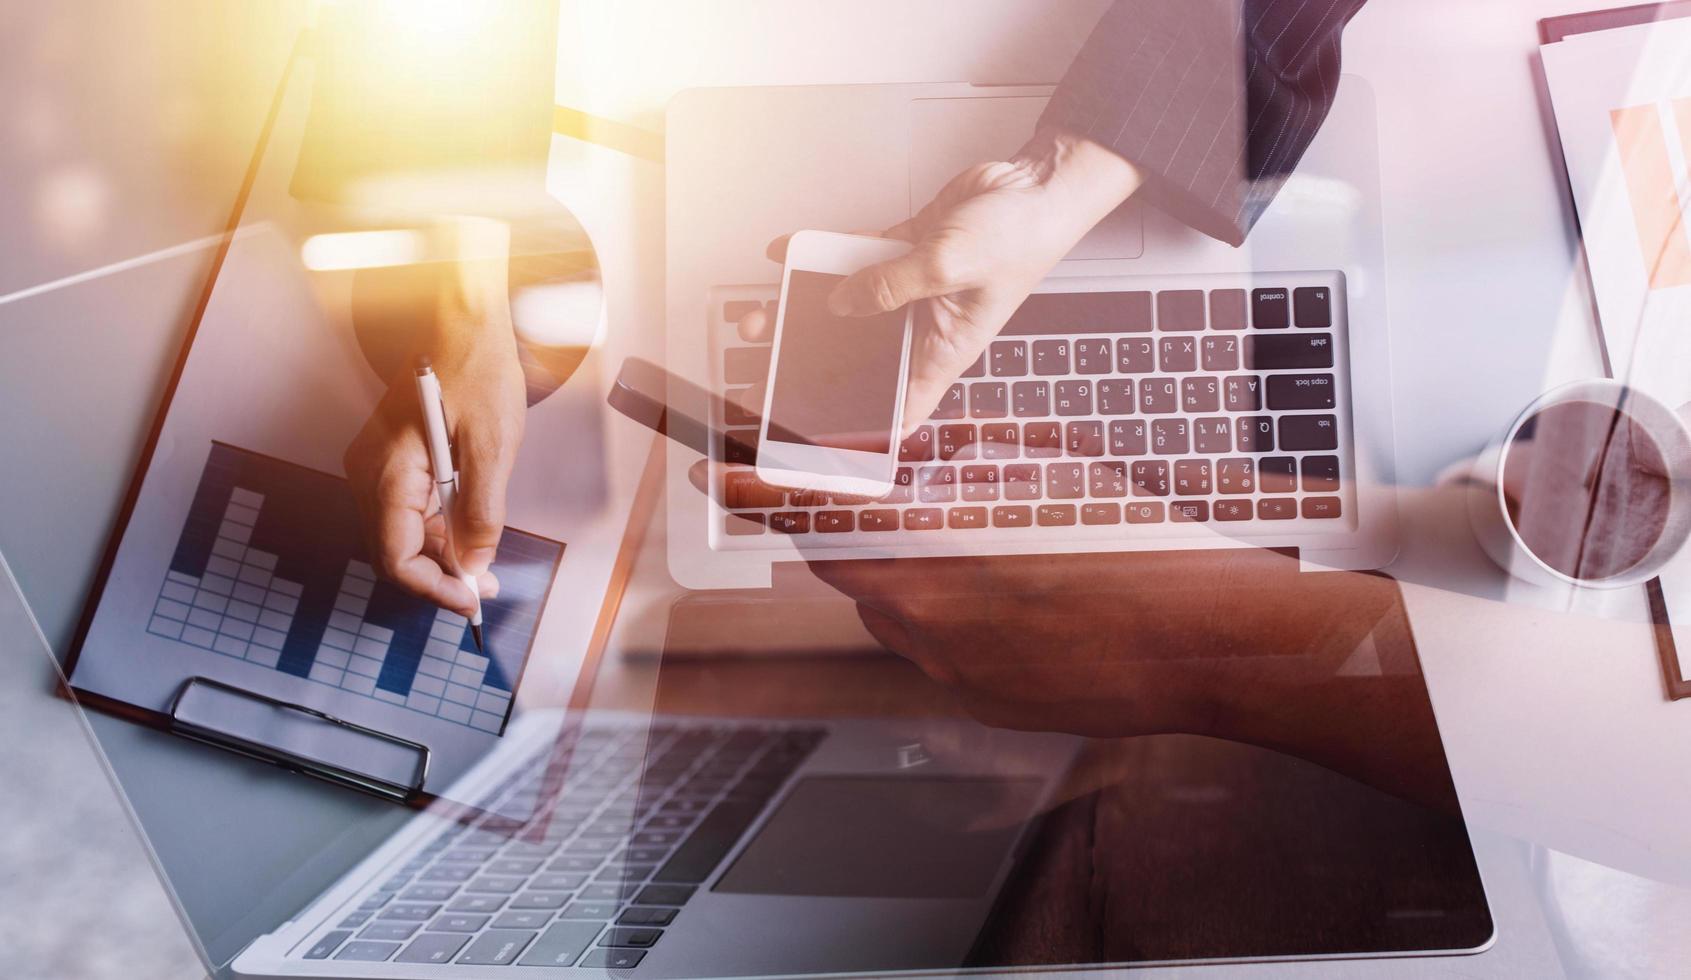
(714, 776), (1042, 899)
(910, 96), (1145, 260)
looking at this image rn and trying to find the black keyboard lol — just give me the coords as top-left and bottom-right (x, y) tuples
(295, 722), (826, 968)
(707, 273), (1355, 546)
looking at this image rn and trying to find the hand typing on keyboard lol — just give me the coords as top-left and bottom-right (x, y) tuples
(736, 127), (1144, 426)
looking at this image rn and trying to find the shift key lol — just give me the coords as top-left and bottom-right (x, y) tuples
(517, 921), (606, 967)
(455, 929), (536, 966)
(1244, 334), (1333, 370)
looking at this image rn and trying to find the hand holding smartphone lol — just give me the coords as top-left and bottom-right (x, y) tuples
(755, 231), (915, 498)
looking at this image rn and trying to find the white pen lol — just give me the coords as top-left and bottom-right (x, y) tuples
(414, 357), (486, 654)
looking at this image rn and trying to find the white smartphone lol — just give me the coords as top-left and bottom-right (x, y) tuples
(756, 230), (915, 498)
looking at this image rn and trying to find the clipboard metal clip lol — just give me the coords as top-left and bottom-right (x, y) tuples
(167, 677), (431, 803)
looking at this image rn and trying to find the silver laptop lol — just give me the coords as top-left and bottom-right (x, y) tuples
(661, 81), (1401, 593)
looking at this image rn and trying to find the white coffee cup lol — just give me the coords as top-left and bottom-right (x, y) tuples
(1466, 379), (1691, 589)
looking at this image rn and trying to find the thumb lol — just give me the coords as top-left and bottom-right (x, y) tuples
(451, 422), (518, 577)
(828, 246), (953, 317)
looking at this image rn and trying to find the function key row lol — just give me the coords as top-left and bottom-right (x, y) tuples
(996, 287), (1332, 335)
(727, 497), (1343, 536)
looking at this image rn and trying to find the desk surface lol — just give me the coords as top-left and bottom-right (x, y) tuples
(0, 0), (1684, 975)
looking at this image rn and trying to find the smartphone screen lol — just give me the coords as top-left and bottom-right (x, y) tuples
(766, 271), (907, 454)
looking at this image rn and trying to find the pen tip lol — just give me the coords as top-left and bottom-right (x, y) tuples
(470, 622), (485, 654)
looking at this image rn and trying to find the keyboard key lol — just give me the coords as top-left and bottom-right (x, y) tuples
(724, 471), (783, 509)
(1245, 334), (1334, 369)
(380, 904), (442, 921)
(970, 382), (1008, 418)
(1279, 414), (1339, 451)
(722, 429), (757, 465)
(961, 354), (986, 378)
(1023, 422), (1062, 458)
(723, 300), (762, 322)
(1217, 458), (1256, 494)
(882, 467), (915, 504)
(1194, 417), (1233, 454)
(1037, 504), (1077, 526)
(1174, 460), (1212, 496)
(1159, 336), (1197, 372)
(1097, 379), (1135, 415)
(1151, 419), (1189, 455)
(1260, 456), (1297, 493)
(1294, 286), (1333, 328)
(447, 894), (505, 913)
(601, 928), (664, 948)
(1082, 502), (1122, 525)
(430, 913), (491, 932)
(960, 465), (1000, 501)
(918, 466), (957, 502)
(981, 423), (1019, 459)
(1125, 501), (1165, 524)
(509, 891), (572, 910)
(466, 876), (525, 894)
(1251, 288), (1290, 329)
(1224, 375), (1263, 411)
(723, 347), (770, 383)
(457, 930), (536, 966)
(1131, 460), (1170, 497)
(655, 797), (766, 884)
(1065, 421), (1104, 456)
(1302, 497), (1343, 519)
(1032, 339), (1070, 375)
(932, 383), (967, 420)
(1201, 335), (1240, 371)
(1236, 416), (1275, 453)
(1302, 455), (1341, 492)
(1140, 377), (1178, 414)
(859, 508), (899, 531)
(486, 857), (543, 876)
(768, 512), (809, 534)
(561, 902), (619, 919)
(361, 922), (420, 941)
(904, 508), (944, 530)
(1214, 499), (1252, 522)
(1181, 376), (1220, 412)
(396, 931), (472, 965)
(305, 931), (351, 959)
(991, 341), (1028, 376)
(1210, 289), (1248, 330)
(420, 864), (477, 883)
(1054, 380), (1093, 416)
(635, 884), (696, 906)
(336, 940), (400, 962)
(1117, 337), (1156, 373)
(516, 921), (605, 968)
(1012, 380), (1050, 417)
(899, 426), (935, 462)
(1157, 289), (1205, 330)
(1109, 419), (1148, 456)
(1045, 463), (1084, 499)
(727, 511), (762, 542)
(1003, 464), (1042, 500)
(938, 425), (977, 461)
(1002, 290), (1152, 334)
(725, 386), (762, 426)
(948, 507), (989, 529)
(993, 505), (1034, 527)
(493, 910), (554, 930)
(398, 884), (457, 903)
(582, 948), (648, 969)
(1075, 338), (1113, 374)
(815, 510), (855, 533)
(619, 906), (679, 926)
(1171, 500), (1210, 522)
(337, 912), (371, 928)
(1258, 498), (1297, 519)
(1266, 373), (1336, 410)
(1089, 461), (1128, 498)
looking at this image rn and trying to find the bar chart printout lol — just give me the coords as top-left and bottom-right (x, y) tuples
(145, 443), (564, 734)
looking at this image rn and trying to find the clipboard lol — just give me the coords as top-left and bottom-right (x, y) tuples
(1539, 2), (1691, 700)
(60, 27), (568, 801)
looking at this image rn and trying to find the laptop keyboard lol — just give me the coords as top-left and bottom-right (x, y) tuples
(296, 722), (826, 968)
(708, 273), (1355, 546)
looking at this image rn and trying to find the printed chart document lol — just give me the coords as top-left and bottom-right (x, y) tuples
(70, 227), (577, 794)
(1543, 15), (1691, 690)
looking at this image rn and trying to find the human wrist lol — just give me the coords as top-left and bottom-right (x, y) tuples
(1011, 126), (1144, 234)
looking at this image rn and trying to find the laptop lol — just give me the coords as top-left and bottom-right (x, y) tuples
(661, 80), (1401, 593)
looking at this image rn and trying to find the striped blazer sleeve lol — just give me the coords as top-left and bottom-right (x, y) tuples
(1039, 0), (1369, 247)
